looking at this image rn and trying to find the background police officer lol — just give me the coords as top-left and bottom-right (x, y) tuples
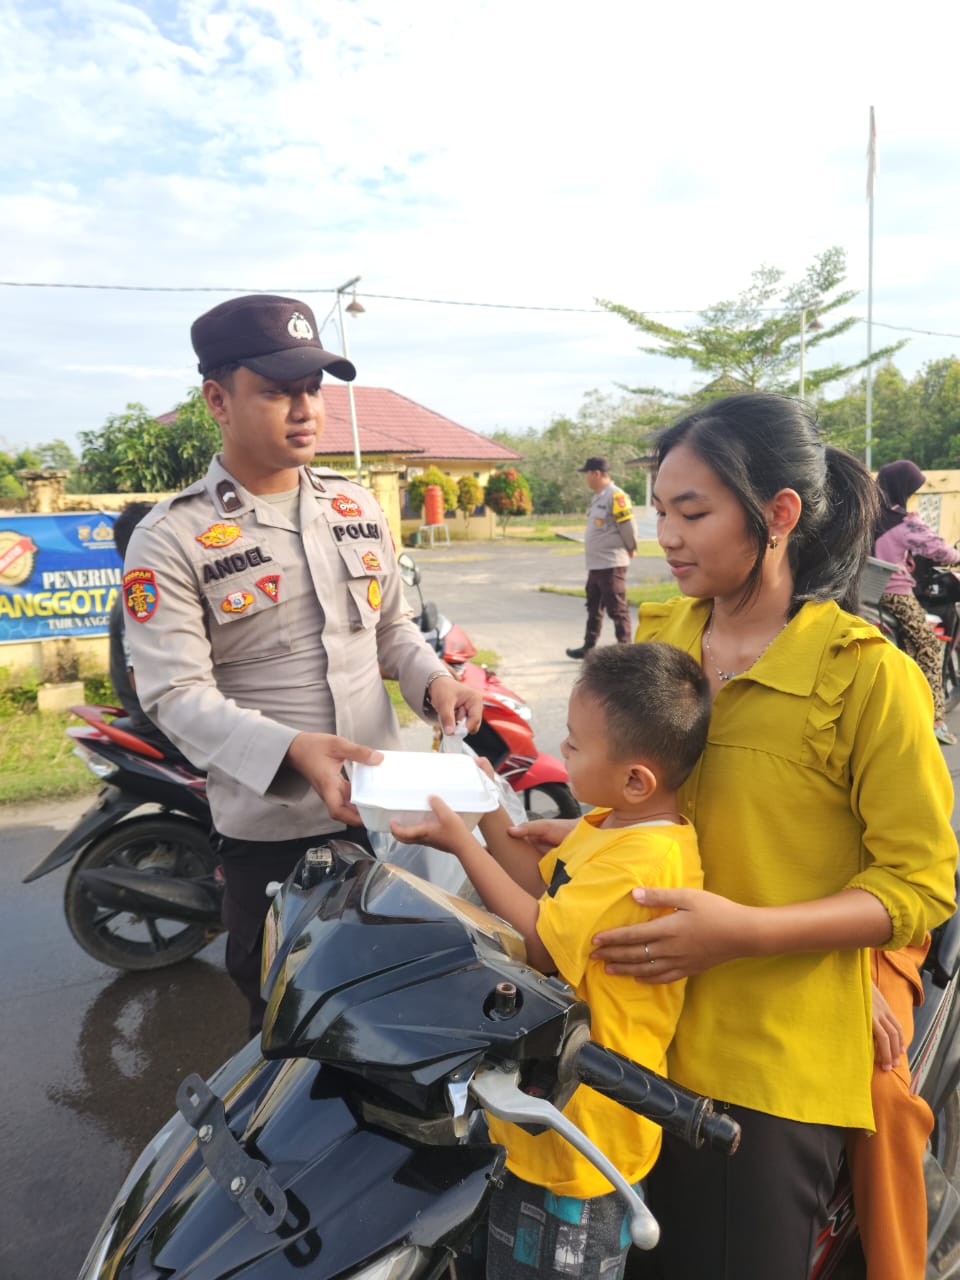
(566, 455), (637, 658)
(123, 294), (482, 1032)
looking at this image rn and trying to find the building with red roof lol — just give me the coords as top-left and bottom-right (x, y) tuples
(159, 386), (521, 515)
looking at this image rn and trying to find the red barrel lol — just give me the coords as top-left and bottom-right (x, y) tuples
(423, 485), (445, 526)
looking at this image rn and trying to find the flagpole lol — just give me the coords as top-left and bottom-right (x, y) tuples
(865, 106), (876, 471)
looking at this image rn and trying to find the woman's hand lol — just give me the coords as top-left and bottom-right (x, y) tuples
(871, 981), (905, 1071)
(506, 817), (578, 858)
(390, 795), (473, 857)
(591, 886), (754, 984)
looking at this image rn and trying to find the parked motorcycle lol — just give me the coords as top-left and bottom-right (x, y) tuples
(22, 704), (222, 971)
(25, 563), (576, 972)
(78, 837), (741, 1279)
(913, 553), (960, 712)
(860, 555), (960, 712)
(399, 552), (580, 821)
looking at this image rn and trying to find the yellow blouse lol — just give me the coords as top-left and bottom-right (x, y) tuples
(635, 597), (957, 1128)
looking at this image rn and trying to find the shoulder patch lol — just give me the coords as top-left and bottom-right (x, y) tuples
(123, 568), (159, 622)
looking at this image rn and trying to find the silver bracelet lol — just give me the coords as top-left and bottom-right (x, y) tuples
(424, 669), (452, 709)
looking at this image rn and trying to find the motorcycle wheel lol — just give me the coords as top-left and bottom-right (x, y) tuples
(522, 783), (581, 821)
(64, 816), (220, 971)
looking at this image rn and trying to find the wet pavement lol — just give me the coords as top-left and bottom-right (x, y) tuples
(2, 536), (958, 1278)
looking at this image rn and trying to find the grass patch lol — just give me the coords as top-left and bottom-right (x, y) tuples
(539, 581), (680, 606)
(1, 654), (508, 808)
(0, 706), (102, 806)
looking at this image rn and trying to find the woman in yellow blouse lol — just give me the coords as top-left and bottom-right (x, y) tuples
(515, 393), (956, 1280)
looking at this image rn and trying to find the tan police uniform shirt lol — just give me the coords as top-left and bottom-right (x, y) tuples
(122, 456), (449, 840)
(584, 480), (637, 569)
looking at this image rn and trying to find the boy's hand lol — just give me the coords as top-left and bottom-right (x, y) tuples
(871, 980), (905, 1071)
(507, 817), (578, 858)
(391, 795), (473, 856)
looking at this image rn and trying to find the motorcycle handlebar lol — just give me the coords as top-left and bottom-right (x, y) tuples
(575, 1041), (741, 1155)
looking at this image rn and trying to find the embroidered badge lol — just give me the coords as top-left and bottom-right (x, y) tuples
(367, 579), (382, 611)
(256, 574), (280, 602)
(216, 480), (243, 513)
(221, 590), (254, 614)
(361, 551), (382, 572)
(123, 568), (159, 622)
(331, 494), (362, 518)
(287, 311), (314, 340)
(594, 518), (604, 527)
(196, 522), (242, 549)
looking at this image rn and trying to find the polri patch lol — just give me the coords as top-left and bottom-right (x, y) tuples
(331, 494), (362, 518)
(221, 590), (254, 614)
(256, 574), (280, 602)
(367, 579), (382, 611)
(123, 568), (159, 622)
(196, 522), (242, 548)
(361, 551), (382, 572)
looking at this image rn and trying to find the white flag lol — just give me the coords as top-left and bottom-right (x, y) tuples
(866, 106), (878, 200)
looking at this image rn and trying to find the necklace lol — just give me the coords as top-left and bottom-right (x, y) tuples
(702, 616), (788, 682)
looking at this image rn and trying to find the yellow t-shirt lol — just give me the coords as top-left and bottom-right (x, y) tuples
(636, 597), (957, 1129)
(486, 813), (702, 1197)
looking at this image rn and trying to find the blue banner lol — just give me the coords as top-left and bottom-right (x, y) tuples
(0, 513), (119, 644)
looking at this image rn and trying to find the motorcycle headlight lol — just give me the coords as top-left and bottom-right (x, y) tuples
(350, 1244), (429, 1280)
(493, 695), (533, 723)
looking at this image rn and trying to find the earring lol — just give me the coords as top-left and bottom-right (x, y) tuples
(768, 534), (779, 550)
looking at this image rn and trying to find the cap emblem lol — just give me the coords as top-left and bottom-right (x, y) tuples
(287, 312), (314, 341)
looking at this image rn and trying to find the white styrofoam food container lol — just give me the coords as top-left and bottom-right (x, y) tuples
(351, 750), (500, 832)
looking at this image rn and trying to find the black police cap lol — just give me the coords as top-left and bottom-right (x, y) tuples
(191, 294), (356, 382)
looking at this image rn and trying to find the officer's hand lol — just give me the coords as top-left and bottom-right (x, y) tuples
(428, 675), (484, 735)
(286, 733), (383, 826)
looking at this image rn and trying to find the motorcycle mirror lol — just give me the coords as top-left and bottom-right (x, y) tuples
(397, 552), (420, 588)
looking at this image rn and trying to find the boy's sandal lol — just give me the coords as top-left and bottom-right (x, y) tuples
(934, 723), (958, 746)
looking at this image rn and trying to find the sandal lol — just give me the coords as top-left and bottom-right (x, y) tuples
(934, 723), (958, 746)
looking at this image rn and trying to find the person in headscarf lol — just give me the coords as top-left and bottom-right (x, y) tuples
(874, 459), (960, 745)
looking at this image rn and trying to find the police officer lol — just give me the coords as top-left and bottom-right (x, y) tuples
(565, 456), (637, 658)
(123, 293), (483, 1032)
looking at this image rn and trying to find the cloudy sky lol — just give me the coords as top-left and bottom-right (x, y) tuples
(2, 0), (959, 456)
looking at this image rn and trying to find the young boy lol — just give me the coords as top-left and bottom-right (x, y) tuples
(391, 642), (711, 1280)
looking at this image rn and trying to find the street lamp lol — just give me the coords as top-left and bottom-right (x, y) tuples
(798, 304), (823, 400)
(335, 275), (364, 480)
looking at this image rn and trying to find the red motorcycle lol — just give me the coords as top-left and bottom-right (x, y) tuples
(399, 553), (580, 821)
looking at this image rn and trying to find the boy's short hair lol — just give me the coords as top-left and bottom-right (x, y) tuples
(577, 643), (711, 791)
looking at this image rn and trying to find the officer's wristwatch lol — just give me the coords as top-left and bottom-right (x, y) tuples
(423, 669), (453, 714)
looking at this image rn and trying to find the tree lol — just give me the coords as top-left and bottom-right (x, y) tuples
(38, 438), (79, 471)
(78, 391), (220, 492)
(456, 474), (484, 525)
(598, 248), (907, 399)
(818, 357), (960, 468)
(492, 389), (669, 513)
(406, 466), (458, 516)
(484, 467), (533, 532)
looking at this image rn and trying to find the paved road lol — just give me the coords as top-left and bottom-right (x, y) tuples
(2, 535), (957, 1278)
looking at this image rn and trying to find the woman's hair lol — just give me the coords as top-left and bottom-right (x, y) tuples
(655, 393), (878, 613)
(577, 642), (711, 791)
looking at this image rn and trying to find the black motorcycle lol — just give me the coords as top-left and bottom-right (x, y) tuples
(78, 838), (741, 1279)
(860, 554), (960, 712)
(22, 704), (222, 970)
